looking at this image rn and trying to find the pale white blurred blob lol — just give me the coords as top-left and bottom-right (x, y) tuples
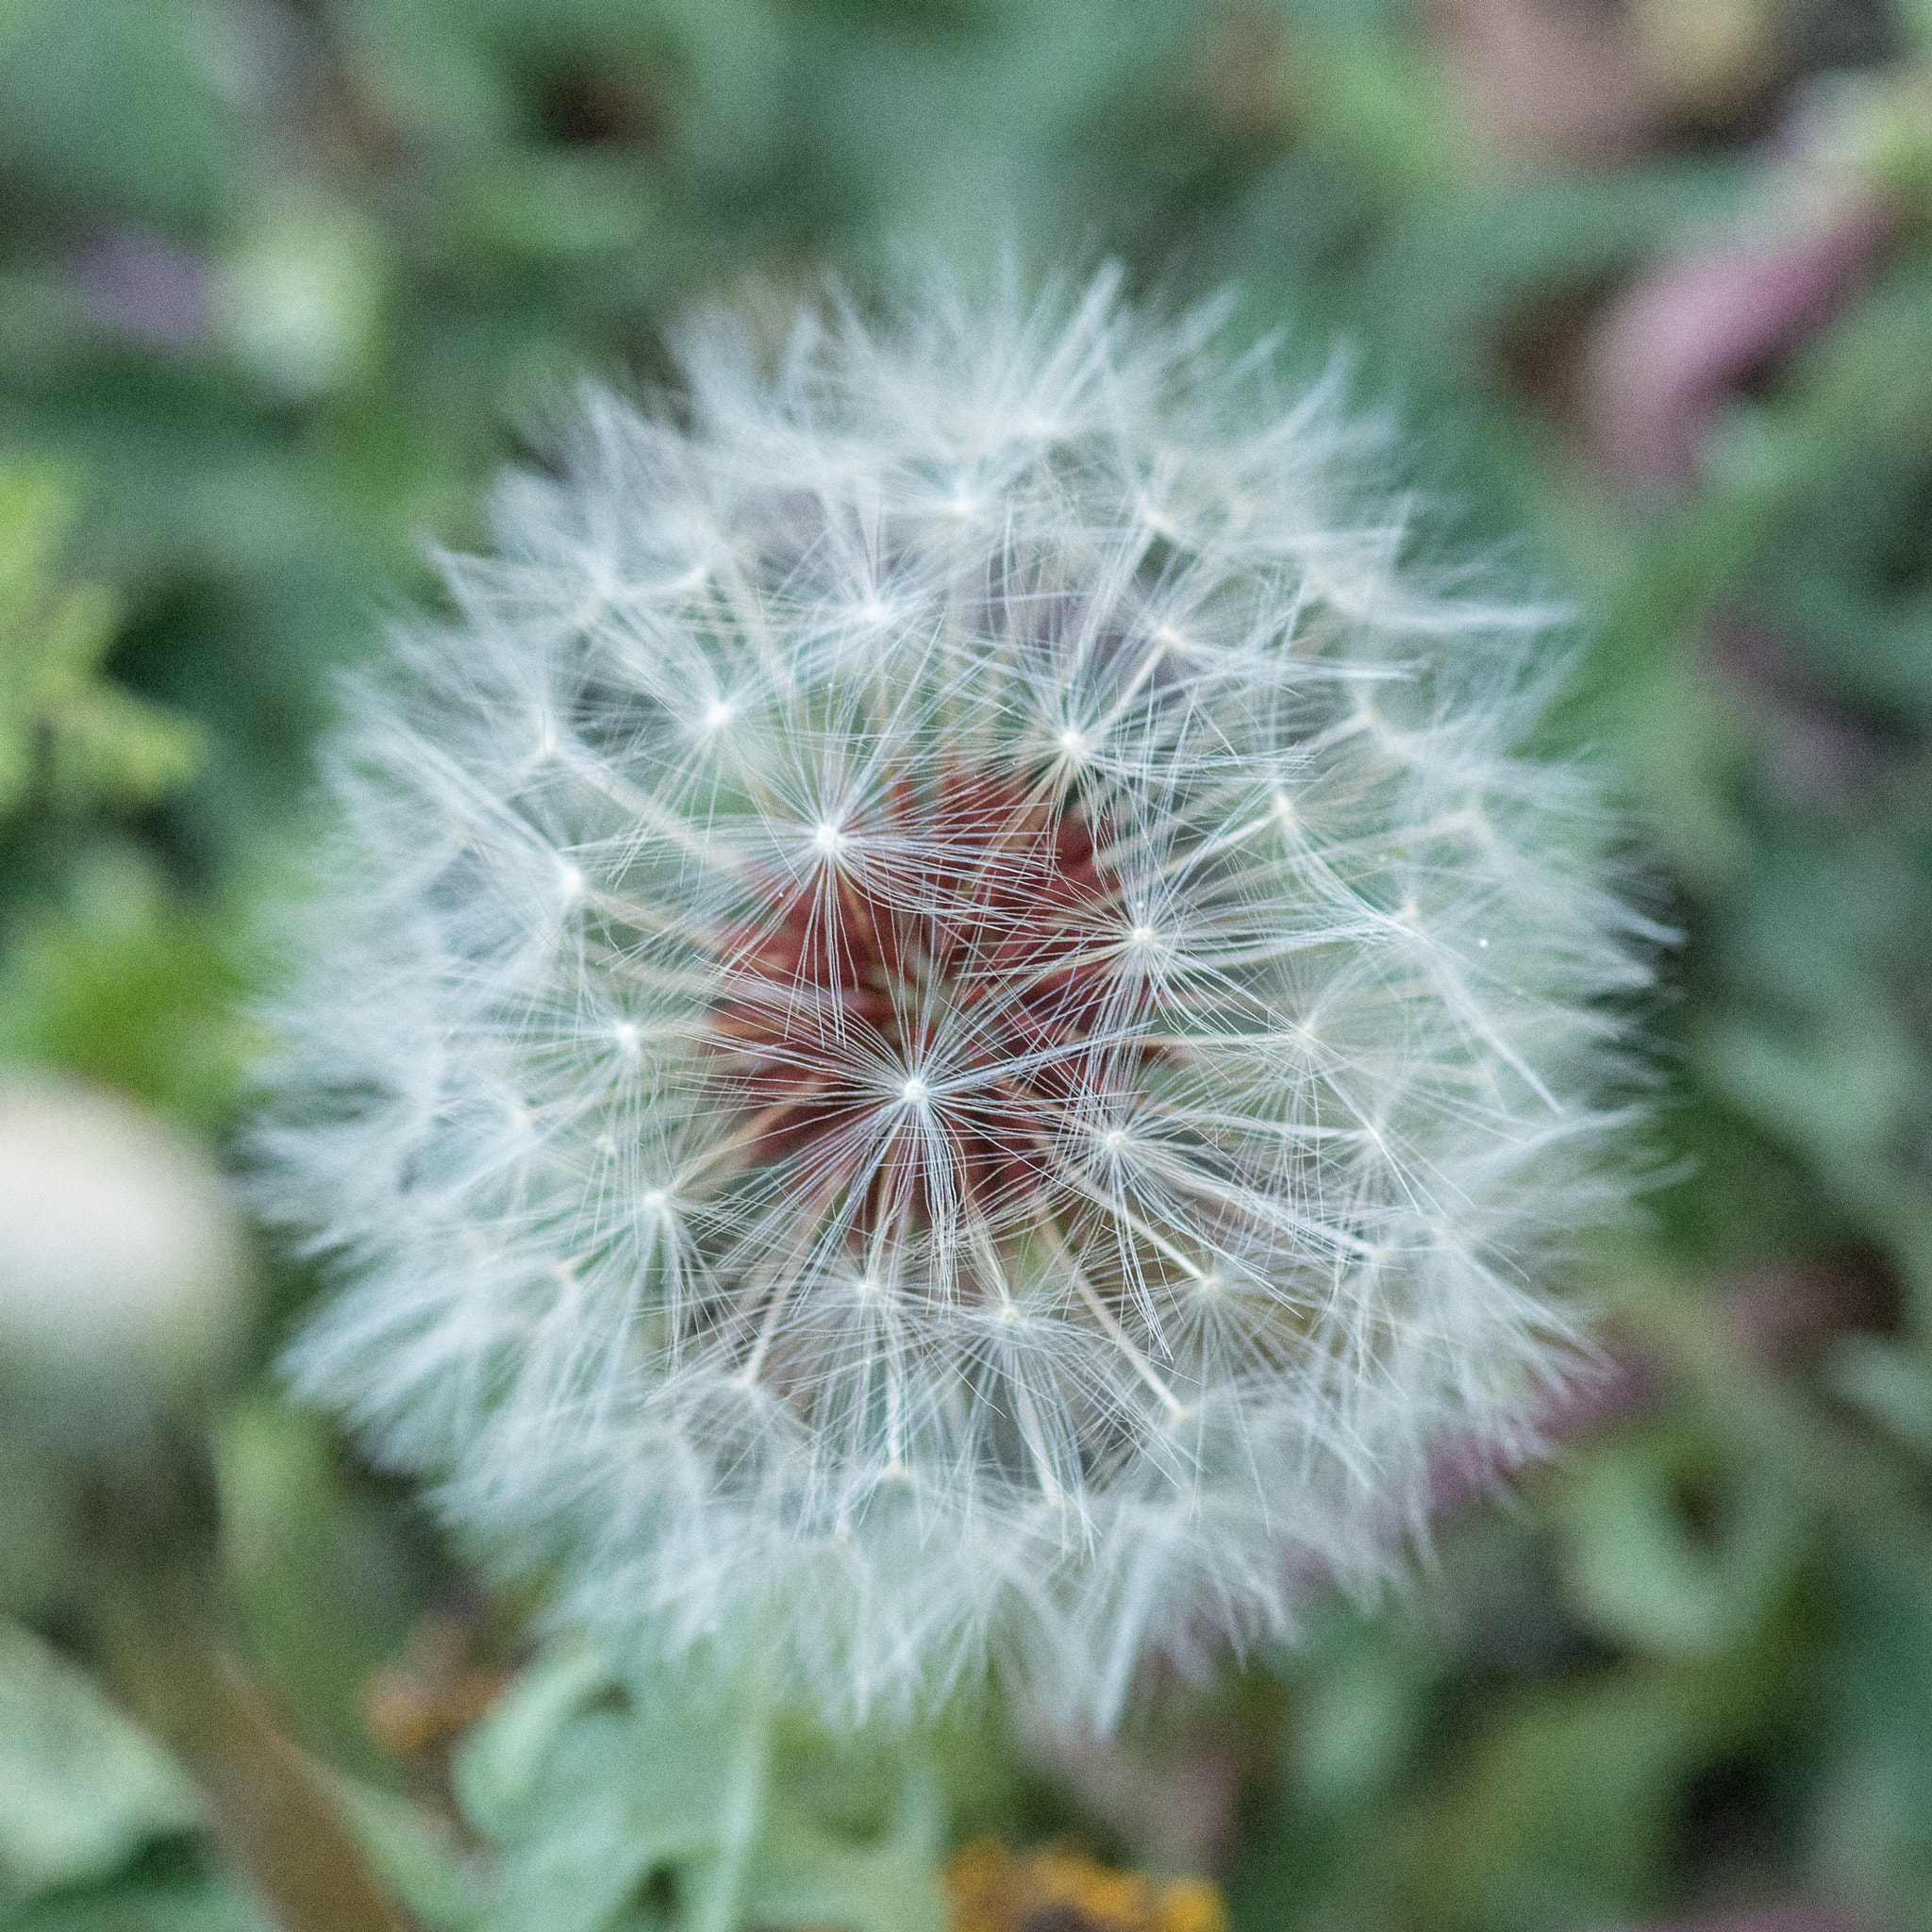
(0, 1079), (249, 1448)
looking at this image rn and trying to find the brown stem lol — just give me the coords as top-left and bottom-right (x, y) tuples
(96, 1582), (412, 1932)
(75, 1435), (412, 1932)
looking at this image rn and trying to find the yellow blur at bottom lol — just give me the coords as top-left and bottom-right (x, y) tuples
(945, 1839), (1227, 1932)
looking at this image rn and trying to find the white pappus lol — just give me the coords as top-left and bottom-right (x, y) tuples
(257, 266), (1656, 1728)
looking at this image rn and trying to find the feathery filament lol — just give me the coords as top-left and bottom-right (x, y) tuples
(258, 268), (1652, 1726)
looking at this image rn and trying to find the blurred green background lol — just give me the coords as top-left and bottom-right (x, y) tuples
(4, 2), (1932, 1929)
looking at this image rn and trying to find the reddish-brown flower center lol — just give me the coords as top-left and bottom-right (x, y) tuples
(705, 770), (1159, 1230)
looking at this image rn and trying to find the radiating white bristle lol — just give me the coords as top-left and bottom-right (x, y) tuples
(255, 265), (1655, 1729)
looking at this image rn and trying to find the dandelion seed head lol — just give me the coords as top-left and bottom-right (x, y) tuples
(258, 266), (1654, 1730)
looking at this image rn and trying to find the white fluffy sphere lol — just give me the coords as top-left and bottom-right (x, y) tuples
(0, 1078), (248, 1445)
(258, 269), (1653, 1725)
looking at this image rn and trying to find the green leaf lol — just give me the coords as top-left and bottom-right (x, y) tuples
(742, 1763), (945, 1932)
(0, 0), (242, 228)
(480, 1706), (730, 1932)
(1390, 1671), (1716, 1926)
(1556, 1433), (1797, 1660)
(214, 1397), (446, 1785)
(0, 846), (252, 1129)
(454, 1645), (947, 1932)
(458, 1646), (732, 1932)
(1824, 1337), (1932, 1463)
(332, 1774), (491, 1932)
(451, 1643), (620, 1841)
(0, 463), (200, 821)
(1285, 1631), (1434, 1815)
(3, 1857), (274, 1932)
(1811, 1554), (1932, 1932)
(0, 1617), (202, 1908)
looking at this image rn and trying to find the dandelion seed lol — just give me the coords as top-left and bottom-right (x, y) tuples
(258, 266), (1653, 1730)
